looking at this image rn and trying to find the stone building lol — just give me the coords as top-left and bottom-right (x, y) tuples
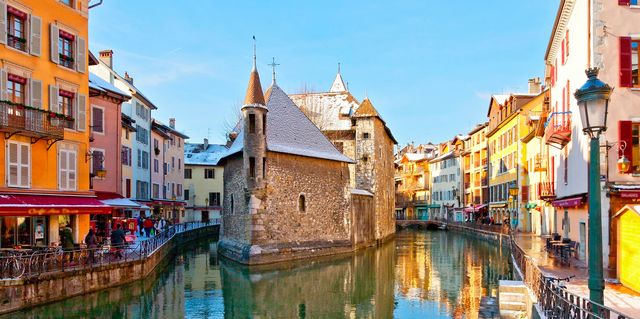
(289, 70), (397, 242)
(218, 58), (355, 265)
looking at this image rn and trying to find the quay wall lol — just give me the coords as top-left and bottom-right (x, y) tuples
(446, 223), (511, 247)
(0, 225), (219, 315)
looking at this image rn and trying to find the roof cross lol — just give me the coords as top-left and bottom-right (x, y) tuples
(268, 57), (280, 84)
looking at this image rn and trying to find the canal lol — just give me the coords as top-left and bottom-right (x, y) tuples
(6, 229), (513, 318)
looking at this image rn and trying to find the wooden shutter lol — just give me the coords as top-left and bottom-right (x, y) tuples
(620, 37), (633, 87)
(0, 1), (6, 45)
(619, 0), (631, 5)
(0, 69), (6, 101)
(49, 85), (59, 113)
(7, 142), (18, 186)
(59, 150), (67, 190)
(30, 15), (42, 56)
(68, 151), (76, 190)
(619, 121), (633, 167)
(92, 107), (103, 133)
(76, 93), (86, 131)
(75, 36), (86, 73)
(50, 24), (59, 64)
(30, 79), (42, 108)
(20, 144), (29, 187)
(561, 39), (565, 64)
(566, 30), (570, 57)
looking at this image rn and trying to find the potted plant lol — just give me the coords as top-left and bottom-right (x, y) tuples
(154, 147), (160, 156)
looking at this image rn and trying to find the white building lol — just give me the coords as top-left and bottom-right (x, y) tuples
(429, 145), (463, 222)
(90, 50), (156, 208)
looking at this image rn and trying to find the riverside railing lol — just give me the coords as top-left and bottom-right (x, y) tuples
(510, 239), (632, 319)
(0, 220), (219, 281)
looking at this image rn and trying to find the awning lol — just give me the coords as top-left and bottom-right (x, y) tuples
(426, 204), (440, 209)
(95, 192), (149, 210)
(490, 203), (507, 209)
(464, 204), (488, 213)
(552, 196), (586, 208)
(151, 199), (186, 207)
(0, 194), (112, 215)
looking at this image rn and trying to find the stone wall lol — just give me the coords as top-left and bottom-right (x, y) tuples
(221, 155), (250, 245)
(260, 152), (351, 245)
(0, 225), (218, 315)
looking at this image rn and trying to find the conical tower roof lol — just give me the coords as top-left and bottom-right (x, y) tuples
(329, 72), (347, 92)
(244, 68), (265, 106)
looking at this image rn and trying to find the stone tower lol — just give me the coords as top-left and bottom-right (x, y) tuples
(242, 50), (268, 196)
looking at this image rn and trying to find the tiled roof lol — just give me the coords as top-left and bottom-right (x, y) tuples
(244, 69), (265, 106)
(222, 84), (354, 164)
(352, 98), (380, 118)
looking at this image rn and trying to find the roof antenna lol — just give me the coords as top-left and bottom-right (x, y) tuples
(252, 35), (257, 71)
(268, 57), (280, 84)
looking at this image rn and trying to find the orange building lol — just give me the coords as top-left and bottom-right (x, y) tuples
(0, 0), (109, 248)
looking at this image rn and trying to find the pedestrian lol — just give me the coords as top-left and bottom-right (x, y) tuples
(158, 217), (167, 232)
(84, 228), (98, 263)
(138, 215), (144, 236)
(110, 224), (126, 259)
(143, 217), (153, 237)
(61, 225), (75, 264)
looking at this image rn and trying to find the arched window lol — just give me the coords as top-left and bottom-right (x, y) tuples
(298, 194), (306, 213)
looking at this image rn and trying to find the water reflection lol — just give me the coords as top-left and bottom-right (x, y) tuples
(5, 229), (512, 318)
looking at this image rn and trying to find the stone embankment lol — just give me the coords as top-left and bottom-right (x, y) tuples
(0, 222), (219, 315)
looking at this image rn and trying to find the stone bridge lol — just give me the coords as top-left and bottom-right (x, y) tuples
(396, 219), (445, 230)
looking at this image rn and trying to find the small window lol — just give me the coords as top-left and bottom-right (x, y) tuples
(249, 114), (256, 133)
(90, 149), (105, 176)
(208, 192), (221, 206)
(362, 156), (369, 162)
(249, 157), (256, 178)
(7, 7), (27, 52)
(92, 107), (104, 133)
(230, 195), (234, 214)
(184, 189), (190, 202)
(58, 31), (75, 69)
(204, 168), (215, 179)
(363, 132), (370, 139)
(298, 194), (306, 213)
(263, 114), (267, 134)
(6, 74), (26, 105)
(184, 168), (192, 179)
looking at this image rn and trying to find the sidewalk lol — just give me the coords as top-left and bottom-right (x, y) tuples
(514, 233), (640, 318)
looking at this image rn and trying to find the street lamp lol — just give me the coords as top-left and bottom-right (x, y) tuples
(574, 67), (612, 308)
(509, 183), (519, 231)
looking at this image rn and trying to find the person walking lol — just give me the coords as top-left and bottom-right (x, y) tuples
(143, 217), (153, 238)
(138, 215), (144, 236)
(61, 225), (75, 264)
(158, 217), (167, 233)
(84, 228), (98, 264)
(110, 224), (126, 259)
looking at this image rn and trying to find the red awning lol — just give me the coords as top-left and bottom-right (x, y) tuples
(619, 190), (640, 199)
(464, 204), (488, 213)
(552, 196), (586, 208)
(0, 194), (112, 216)
(151, 200), (186, 207)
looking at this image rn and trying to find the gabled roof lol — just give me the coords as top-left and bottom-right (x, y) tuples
(221, 84), (354, 164)
(184, 143), (228, 166)
(330, 72), (347, 92)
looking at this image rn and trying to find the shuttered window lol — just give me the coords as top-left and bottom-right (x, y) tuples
(620, 37), (639, 88)
(91, 149), (104, 175)
(6, 141), (30, 188)
(91, 106), (104, 133)
(59, 149), (77, 191)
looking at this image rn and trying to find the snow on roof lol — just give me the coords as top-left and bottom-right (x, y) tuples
(330, 72), (347, 92)
(492, 94), (510, 105)
(221, 85), (354, 164)
(184, 143), (228, 165)
(351, 189), (373, 196)
(89, 72), (130, 98)
(289, 91), (360, 131)
(430, 151), (455, 163)
(405, 153), (427, 162)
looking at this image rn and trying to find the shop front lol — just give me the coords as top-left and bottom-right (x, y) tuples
(149, 199), (186, 224)
(464, 204), (488, 222)
(95, 192), (149, 241)
(608, 188), (640, 283)
(0, 194), (111, 248)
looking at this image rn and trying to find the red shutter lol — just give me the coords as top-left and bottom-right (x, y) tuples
(619, 0), (631, 5)
(619, 121), (633, 168)
(561, 39), (565, 64)
(620, 37), (633, 87)
(566, 30), (570, 57)
(550, 65), (556, 86)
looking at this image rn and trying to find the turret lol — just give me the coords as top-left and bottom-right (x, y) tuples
(242, 46), (268, 191)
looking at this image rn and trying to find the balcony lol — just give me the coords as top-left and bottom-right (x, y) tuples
(545, 112), (572, 149)
(538, 182), (556, 200)
(0, 101), (68, 144)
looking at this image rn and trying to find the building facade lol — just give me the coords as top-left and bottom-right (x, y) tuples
(183, 139), (226, 223)
(429, 142), (462, 222)
(394, 144), (436, 221)
(461, 123), (489, 221)
(0, 0), (112, 247)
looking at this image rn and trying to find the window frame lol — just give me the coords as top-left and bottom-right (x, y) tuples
(632, 39), (640, 87)
(91, 105), (105, 135)
(184, 168), (192, 179)
(57, 34), (75, 69)
(204, 168), (215, 179)
(90, 148), (105, 177)
(7, 11), (27, 52)
(6, 76), (26, 105)
(58, 148), (77, 191)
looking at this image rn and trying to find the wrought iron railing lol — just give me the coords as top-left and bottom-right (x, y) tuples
(0, 101), (67, 139)
(510, 239), (632, 319)
(0, 220), (219, 281)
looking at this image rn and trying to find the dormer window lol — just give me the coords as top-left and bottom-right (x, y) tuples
(363, 132), (370, 139)
(7, 7), (27, 52)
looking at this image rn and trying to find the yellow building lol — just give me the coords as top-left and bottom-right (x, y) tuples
(461, 123), (488, 220)
(486, 80), (542, 228)
(0, 0), (105, 247)
(394, 144), (436, 220)
(183, 139), (226, 223)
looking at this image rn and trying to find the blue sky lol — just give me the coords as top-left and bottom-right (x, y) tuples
(89, 1), (558, 146)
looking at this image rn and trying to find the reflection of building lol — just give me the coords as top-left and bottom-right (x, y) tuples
(220, 240), (394, 318)
(183, 139), (227, 223)
(394, 143), (437, 220)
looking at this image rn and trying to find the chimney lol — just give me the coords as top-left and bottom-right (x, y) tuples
(124, 72), (133, 85)
(99, 50), (113, 69)
(227, 132), (238, 147)
(203, 138), (209, 150)
(169, 118), (176, 129)
(528, 77), (542, 94)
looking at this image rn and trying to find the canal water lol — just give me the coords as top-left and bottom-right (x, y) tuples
(6, 229), (512, 318)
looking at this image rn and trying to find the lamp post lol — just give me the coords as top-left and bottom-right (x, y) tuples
(509, 182), (519, 232)
(574, 67), (612, 307)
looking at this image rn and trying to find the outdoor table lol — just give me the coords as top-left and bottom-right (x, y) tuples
(547, 240), (562, 254)
(555, 243), (571, 265)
